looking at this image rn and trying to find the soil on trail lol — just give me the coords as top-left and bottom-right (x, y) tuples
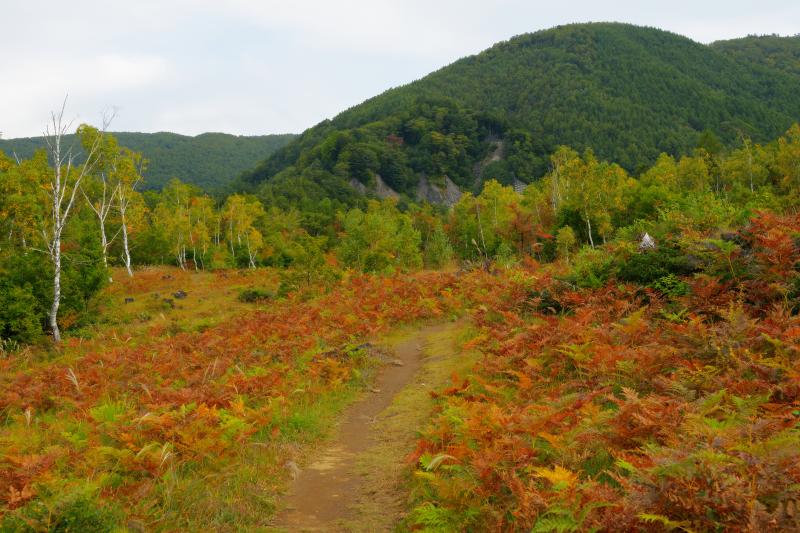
(273, 321), (471, 532)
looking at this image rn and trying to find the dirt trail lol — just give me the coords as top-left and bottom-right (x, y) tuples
(273, 321), (469, 532)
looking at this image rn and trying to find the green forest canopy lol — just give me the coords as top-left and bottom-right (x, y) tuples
(241, 23), (800, 209)
(0, 131), (296, 191)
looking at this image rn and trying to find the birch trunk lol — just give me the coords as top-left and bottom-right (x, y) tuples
(43, 98), (108, 342)
(49, 199), (63, 343)
(121, 213), (133, 276)
(475, 201), (488, 260)
(245, 233), (256, 269)
(229, 219), (236, 257)
(99, 217), (108, 267)
(117, 170), (141, 277)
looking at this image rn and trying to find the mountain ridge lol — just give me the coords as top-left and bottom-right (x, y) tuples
(241, 22), (800, 207)
(0, 131), (297, 191)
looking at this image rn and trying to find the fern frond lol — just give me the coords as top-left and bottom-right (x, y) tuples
(639, 512), (696, 532)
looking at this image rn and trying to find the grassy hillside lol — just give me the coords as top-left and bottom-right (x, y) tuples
(0, 131), (296, 191)
(242, 23), (800, 203)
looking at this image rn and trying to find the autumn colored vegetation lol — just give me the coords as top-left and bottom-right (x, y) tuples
(1, 103), (799, 530)
(3, 115), (799, 344)
(407, 212), (800, 532)
(3, 207), (798, 530)
(0, 268), (466, 529)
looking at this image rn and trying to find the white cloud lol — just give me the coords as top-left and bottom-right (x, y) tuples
(93, 54), (171, 89)
(0, 52), (171, 137)
(208, 0), (470, 56)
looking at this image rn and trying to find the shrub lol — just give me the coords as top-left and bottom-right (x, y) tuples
(0, 234), (107, 341)
(616, 244), (695, 284)
(0, 484), (121, 532)
(566, 246), (616, 288)
(238, 288), (275, 303)
(651, 273), (689, 296)
(276, 264), (341, 298)
(0, 283), (41, 344)
(424, 221), (454, 269)
(555, 226), (577, 259)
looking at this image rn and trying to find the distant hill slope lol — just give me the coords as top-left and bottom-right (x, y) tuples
(0, 131), (296, 191)
(242, 23), (800, 204)
(712, 34), (800, 78)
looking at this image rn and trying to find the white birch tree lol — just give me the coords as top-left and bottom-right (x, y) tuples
(42, 98), (108, 343)
(116, 148), (145, 276)
(79, 123), (120, 269)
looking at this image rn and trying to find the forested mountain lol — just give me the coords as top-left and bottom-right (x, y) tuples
(0, 131), (296, 191)
(242, 23), (800, 207)
(712, 33), (800, 78)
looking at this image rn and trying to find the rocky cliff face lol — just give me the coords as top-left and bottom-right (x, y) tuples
(374, 175), (400, 200)
(416, 176), (462, 207)
(349, 178), (367, 195)
(349, 175), (400, 200)
(473, 140), (505, 182)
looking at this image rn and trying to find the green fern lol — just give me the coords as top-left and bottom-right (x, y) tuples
(639, 512), (696, 532)
(532, 503), (610, 533)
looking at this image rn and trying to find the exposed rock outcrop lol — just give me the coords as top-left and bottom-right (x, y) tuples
(349, 178), (367, 195)
(416, 176), (462, 206)
(374, 175), (400, 200)
(473, 139), (506, 183)
(349, 175), (400, 199)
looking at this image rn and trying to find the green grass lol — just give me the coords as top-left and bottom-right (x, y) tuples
(145, 367), (372, 531)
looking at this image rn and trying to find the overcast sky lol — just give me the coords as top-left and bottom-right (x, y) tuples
(1, 0), (798, 139)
